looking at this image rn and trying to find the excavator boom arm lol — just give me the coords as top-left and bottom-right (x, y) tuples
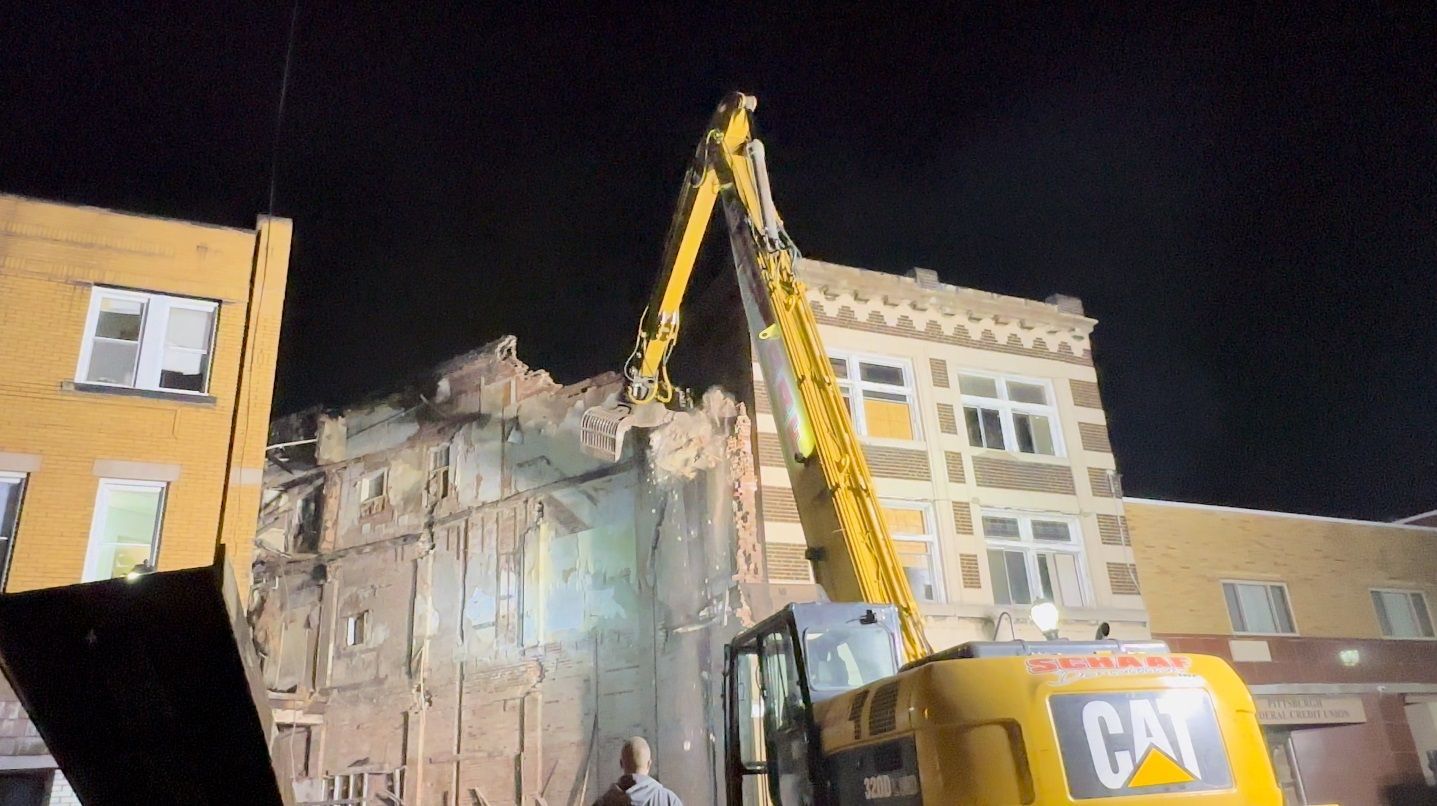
(617, 93), (931, 661)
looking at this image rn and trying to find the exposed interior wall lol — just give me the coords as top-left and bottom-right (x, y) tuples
(253, 338), (755, 805)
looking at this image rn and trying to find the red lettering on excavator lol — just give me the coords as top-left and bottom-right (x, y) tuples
(1026, 655), (1196, 676)
(1026, 658), (1060, 674)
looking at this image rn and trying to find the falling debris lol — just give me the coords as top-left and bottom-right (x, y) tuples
(647, 388), (739, 484)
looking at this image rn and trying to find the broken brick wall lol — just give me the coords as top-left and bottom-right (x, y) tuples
(253, 337), (756, 805)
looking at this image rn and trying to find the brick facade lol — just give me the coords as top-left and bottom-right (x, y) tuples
(0, 195), (291, 785)
(1127, 498), (1437, 804)
(745, 259), (1143, 650)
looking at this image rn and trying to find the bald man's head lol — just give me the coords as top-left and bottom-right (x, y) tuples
(620, 736), (652, 775)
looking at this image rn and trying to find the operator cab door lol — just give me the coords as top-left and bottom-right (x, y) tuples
(726, 619), (824, 806)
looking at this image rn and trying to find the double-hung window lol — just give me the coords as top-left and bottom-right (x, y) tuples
(84, 479), (166, 582)
(77, 287), (218, 394)
(0, 473), (26, 588)
(829, 353), (919, 440)
(881, 503), (942, 603)
(1222, 581), (1297, 635)
(958, 372), (1062, 456)
(1371, 589), (1434, 639)
(427, 444), (452, 502)
(983, 510), (1086, 607)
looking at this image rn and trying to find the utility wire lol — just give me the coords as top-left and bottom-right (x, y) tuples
(270, 0), (301, 216)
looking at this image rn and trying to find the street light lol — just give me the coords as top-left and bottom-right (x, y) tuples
(1031, 600), (1061, 640)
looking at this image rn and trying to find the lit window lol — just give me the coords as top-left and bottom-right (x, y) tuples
(1222, 581), (1297, 635)
(983, 511), (1085, 608)
(84, 479), (166, 582)
(345, 611), (369, 647)
(0, 473), (26, 589)
(427, 444), (452, 502)
(829, 353), (918, 440)
(959, 373), (1062, 456)
(78, 287), (218, 394)
(881, 503), (942, 603)
(1371, 589), (1434, 639)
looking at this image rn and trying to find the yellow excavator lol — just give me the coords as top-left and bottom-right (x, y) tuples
(581, 93), (1281, 804)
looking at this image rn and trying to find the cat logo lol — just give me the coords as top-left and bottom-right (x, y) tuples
(1051, 691), (1234, 799)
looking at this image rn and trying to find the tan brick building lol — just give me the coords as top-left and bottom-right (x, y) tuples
(1127, 498), (1437, 805)
(743, 260), (1148, 648)
(0, 194), (291, 801)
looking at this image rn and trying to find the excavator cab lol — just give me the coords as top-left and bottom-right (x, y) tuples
(724, 603), (1281, 805)
(724, 603), (903, 806)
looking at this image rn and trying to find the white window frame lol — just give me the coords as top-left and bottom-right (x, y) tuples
(0, 472), (27, 590)
(981, 509), (1088, 608)
(75, 286), (220, 395)
(880, 500), (944, 604)
(344, 611), (370, 647)
(82, 478), (167, 582)
(426, 444), (452, 503)
(359, 469), (388, 516)
(957, 370), (1066, 457)
(325, 772), (368, 801)
(828, 351), (921, 442)
(1221, 580), (1299, 636)
(1370, 588), (1436, 640)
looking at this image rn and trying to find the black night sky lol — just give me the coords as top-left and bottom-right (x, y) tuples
(3, 5), (1434, 520)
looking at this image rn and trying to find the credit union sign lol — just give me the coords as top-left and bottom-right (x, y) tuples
(1253, 695), (1366, 725)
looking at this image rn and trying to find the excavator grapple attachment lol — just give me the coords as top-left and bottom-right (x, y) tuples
(580, 405), (631, 462)
(579, 402), (672, 462)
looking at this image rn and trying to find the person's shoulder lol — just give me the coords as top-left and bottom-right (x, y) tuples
(657, 783), (683, 806)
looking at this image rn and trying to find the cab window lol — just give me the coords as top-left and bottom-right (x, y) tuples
(803, 624), (899, 692)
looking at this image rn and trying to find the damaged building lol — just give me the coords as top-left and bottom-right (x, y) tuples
(253, 258), (1144, 805)
(252, 336), (762, 805)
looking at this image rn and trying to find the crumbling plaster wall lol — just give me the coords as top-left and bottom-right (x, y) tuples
(254, 337), (756, 806)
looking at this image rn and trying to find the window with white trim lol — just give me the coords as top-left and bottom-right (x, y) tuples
(982, 510), (1086, 608)
(1222, 581), (1297, 635)
(958, 372), (1063, 456)
(345, 611), (369, 647)
(1371, 589), (1434, 639)
(83, 479), (166, 582)
(880, 502), (942, 603)
(359, 470), (387, 517)
(427, 444), (452, 502)
(829, 353), (919, 440)
(0, 473), (26, 589)
(324, 772), (368, 801)
(77, 287), (218, 394)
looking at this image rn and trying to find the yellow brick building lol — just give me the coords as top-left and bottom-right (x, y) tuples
(1125, 498), (1437, 805)
(743, 260), (1148, 649)
(0, 194), (290, 798)
(0, 194), (291, 594)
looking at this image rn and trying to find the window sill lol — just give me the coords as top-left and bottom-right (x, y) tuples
(63, 380), (216, 406)
(968, 447), (1068, 464)
(858, 436), (927, 450)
